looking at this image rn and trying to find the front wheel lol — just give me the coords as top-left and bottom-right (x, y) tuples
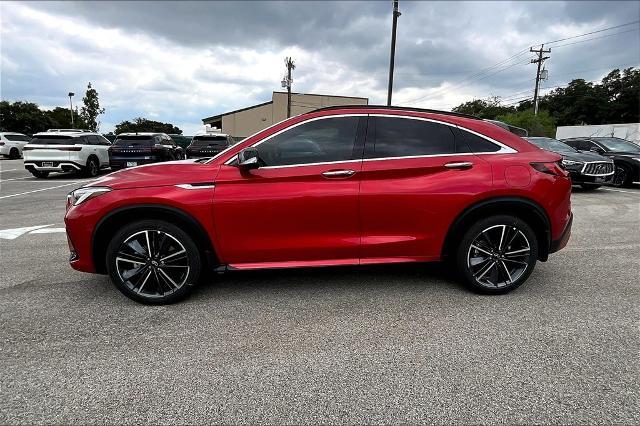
(9, 147), (20, 159)
(612, 164), (632, 187)
(85, 157), (99, 177)
(105, 220), (202, 304)
(456, 215), (538, 294)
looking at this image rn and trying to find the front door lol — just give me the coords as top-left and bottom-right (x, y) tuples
(213, 115), (366, 267)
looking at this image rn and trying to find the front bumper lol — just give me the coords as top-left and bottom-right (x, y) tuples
(568, 170), (613, 185)
(109, 155), (161, 169)
(550, 212), (572, 254)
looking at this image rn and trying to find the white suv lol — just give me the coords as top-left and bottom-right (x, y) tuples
(0, 132), (31, 159)
(23, 131), (111, 178)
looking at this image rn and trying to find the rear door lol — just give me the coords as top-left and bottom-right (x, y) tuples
(358, 115), (494, 262)
(213, 115), (366, 266)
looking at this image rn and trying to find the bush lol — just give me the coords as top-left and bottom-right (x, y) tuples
(497, 109), (556, 137)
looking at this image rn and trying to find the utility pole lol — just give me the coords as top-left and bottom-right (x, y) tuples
(68, 92), (75, 127)
(282, 57), (295, 118)
(387, 0), (401, 106)
(530, 44), (551, 115)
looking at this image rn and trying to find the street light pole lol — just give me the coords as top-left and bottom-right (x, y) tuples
(386, 0), (401, 106)
(68, 92), (75, 127)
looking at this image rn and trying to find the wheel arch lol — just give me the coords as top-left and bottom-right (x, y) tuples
(442, 196), (551, 262)
(92, 204), (218, 274)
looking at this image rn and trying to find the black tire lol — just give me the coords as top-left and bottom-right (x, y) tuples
(456, 215), (538, 294)
(29, 170), (49, 178)
(85, 156), (99, 177)
(612, 163), (632, 187)
(105, 220), (202, 304)
(579, 184), (601, 190)
(9, 147), (20, 159)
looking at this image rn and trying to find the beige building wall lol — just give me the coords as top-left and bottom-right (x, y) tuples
(206, 92), (368, 139)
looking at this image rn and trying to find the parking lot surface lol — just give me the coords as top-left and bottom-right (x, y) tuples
(1, 157), (638, 424)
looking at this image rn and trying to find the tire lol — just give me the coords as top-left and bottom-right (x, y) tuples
(579, 184), (601, 190)
(85, 156), (99, 177)
(29, 170), (49, 178)
(612, 163), (632, 187)
(105, 220), (202, 304)
(456, 215), (538, 294)
(9, 147), (20, 159)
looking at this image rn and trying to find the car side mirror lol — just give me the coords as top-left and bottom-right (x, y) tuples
(589, 147), (605, 154)
(237, 147), (260, 169)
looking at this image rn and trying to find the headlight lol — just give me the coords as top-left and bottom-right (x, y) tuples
(633, 158), (640, 163)
(561, 159), (583, 167)
(67, 186), (111, 206)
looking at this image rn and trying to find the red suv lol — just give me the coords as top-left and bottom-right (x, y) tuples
(65, 106), (572, 304)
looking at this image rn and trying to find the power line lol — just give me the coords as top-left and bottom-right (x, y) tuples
(543, 20), (639, 45)
(551, 28), (639, 49)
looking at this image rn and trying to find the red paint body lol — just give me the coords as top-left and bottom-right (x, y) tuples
(65, 108), (572, 274)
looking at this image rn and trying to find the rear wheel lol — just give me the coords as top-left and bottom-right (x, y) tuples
(85, 156), (99, 177)
(29, 170), (49, 178)
(456, 215), (538, 294)
(106, 220), (202, 304)
(9, 147), (20, 159)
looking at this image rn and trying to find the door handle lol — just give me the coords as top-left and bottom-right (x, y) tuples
(444, 161), (473, 170)
(322, 169), (356, 178)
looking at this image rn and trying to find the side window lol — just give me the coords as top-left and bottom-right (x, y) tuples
(89, 135), (101, 145)
(577, 140), (594, 151)
(457, 129), (501, 153)
(369, 117), (455, 158)
(256, 116), (359, 166)
(99, 136), (111, 145)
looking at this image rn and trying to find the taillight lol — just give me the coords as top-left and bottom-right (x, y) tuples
(530, 161), (568, 177)
(59, 146), (82, 151)
(23, 146), (33, 151)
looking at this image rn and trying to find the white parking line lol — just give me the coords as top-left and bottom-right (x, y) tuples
(0, 181), (83, 200)
(0, 176), (31, 183)
(0, 168), (23, 173)
(29, 227), (66, 234)
(601, 188), (640, 195)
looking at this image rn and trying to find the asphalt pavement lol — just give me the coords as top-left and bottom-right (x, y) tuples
(1, 158), (638, 424)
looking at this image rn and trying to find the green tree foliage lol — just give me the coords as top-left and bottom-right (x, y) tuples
(0, 101), (54, 134)
(115, 117), (182, 135)
(497, 109), (556, 137)
(452, 96), (515, 119)
(45, 106), (87, 129)
(453, 67), (639, 129)
(80, 82), (105, 131)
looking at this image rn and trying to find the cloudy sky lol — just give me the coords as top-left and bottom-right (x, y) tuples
(1, 1), (638, 134)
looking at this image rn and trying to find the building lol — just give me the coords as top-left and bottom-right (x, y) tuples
(556, 123), (640, 143)
(202, 91), (368, 139)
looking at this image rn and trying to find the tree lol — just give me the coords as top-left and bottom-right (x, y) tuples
(497, 109), (556, 137)
(80, 82), (105, 132)
(453, 96), (515, 119)
(44, 107), (86, 129)
(115, 117), (182, 135)
(0, 101), (55, 135)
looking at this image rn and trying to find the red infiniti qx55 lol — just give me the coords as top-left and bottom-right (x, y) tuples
(65, 106), (572, 304)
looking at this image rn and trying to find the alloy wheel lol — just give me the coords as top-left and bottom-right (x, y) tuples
(115, 230), (190, 298)
(467, 224), (531, 288)
(613, 166), (627, 187)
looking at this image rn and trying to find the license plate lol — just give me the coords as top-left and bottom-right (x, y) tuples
(126, 161), (137, 167)
(42, 162), (54, 167)
(594, 177), (604, 182)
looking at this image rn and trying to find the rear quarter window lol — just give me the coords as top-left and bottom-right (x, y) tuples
(456, 129), (501, 153)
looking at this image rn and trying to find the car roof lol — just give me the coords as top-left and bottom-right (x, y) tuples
(193, 132), (230, 137)
(310, 104), (478, 120)
(32, 131), (97, 137)
(0, 132), (27, 135)
(116, 132), (168, 137)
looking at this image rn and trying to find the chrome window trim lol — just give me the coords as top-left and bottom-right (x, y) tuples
(221, 112), (517, 169)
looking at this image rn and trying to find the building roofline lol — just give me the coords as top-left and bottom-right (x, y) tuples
(202, 100), (273, 123)
(273, 91), (368, 101)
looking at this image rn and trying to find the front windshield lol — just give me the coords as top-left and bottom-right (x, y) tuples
(594, 138), (640, 153)
(525, 137), (577, 154)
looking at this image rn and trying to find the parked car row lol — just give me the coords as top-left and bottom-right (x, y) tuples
(5, 129), (235, 178)
(524, 136), (640, 189)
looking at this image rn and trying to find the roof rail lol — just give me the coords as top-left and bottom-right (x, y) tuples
(307, 104), (479, 120)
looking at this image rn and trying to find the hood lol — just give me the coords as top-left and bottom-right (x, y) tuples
(560, 150), (611, 162)
(611, 152), (640, 159)
(88, 159), (219, 190)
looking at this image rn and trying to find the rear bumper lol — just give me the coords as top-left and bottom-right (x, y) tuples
(186, 151), (223, 158)
(25, 161), (82, 172)
(110, 156), (161, 169)
(549, 212), (572, 254)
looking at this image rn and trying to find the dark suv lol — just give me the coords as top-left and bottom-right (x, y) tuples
(524, 137), (614, 189)
(561, 137), (640, 187)
(109, 133), (185, 170)
(186, 133), (234, 158)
